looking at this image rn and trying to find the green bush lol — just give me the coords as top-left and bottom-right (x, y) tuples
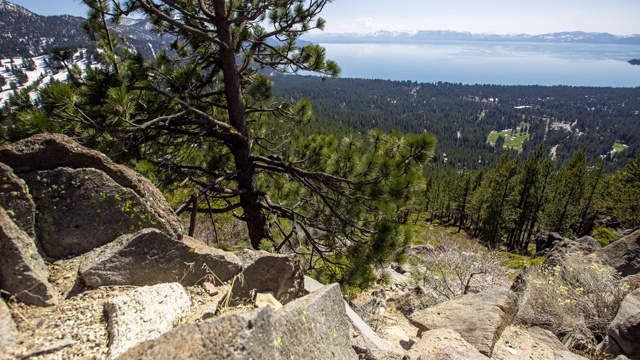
(590, 226), (618, 247)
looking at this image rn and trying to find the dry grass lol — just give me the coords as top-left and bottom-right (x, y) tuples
(517, 253), (634, 352)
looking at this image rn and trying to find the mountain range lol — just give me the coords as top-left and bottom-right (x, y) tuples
(0, 0), (171, 58)
(1, 0), (639, 59)
(304, 30), (640, 45)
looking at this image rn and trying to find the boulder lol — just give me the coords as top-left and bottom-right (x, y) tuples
(492, 325), (587, 360)
(535, 231), (566, 253)
(0, 300), (17, 352)
(597, 216), (623, 231)
(544, 236), (601, 267)
(303, 275), (325, 294)
(0, 162), (36, 238)
(345, 297), (394, 354)
(600, 288), (640, 358)
(387, 287), (428, 315)
(303, 276), (394, 354)
(0, 133), (183, 242)
(408, 328), (489, 360)
(80, 229), (243, 287)
(120, 307), (275, 360)
(105, 283), (190, 359)
(254, 292), (283, 310)
(23, 167), (176, 259)
(409, 287), (517, 357)
(595, 229), (640, 276)
(230, 250), (304, 305)
(0, 208), (57, 306)
(118, 283), (357, 359)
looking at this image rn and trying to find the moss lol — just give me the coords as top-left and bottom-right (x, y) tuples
(500, 252), (544, 269)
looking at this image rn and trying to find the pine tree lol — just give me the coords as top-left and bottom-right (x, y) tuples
(612, 154), (640, 228)
(21, 0), (436, 288)
(542, 149), (587, 235)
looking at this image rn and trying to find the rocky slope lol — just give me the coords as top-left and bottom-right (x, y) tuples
(1, 134), (639, 359)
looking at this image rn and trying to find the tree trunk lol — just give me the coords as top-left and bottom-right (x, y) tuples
(214, 0), (269, 249)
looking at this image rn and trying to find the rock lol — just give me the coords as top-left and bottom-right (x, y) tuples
(597, 216), (623, 231)
(601, 288), (640, 358)
(345, 296), (394, 354)
(202, 282), (217, 296)
(382, 325), (414, 351)
(304, 275), (325, 294)
(23, 167), (176, 259)
(0, 208), (57, 306)
(118, 283), (357, 359)
(595, 229), (640, 276)
(561, 332), (591, 352)
(492, 325), (587, 360)
(380, 267), (409, 286)
(105, 283), (190, 359)
(544, 236), (601, 267)
(388, 287), (428, 315)
(0, 133), (183, 241)
(80, 229), (243, 287)
(0, 300), (17, 351)
(0, 162), (36, 238)
(303, 276), (394, 354)
(275, 283), (357, 359)
(409, 287), (517, 357)
(230, 250), (304, 305)
(408, 328), (489, 360)
(535, 231), (566, 253)
(573, 236), (602, 253)
(254, 292), (282, 310)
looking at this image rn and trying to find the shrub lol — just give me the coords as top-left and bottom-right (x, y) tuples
(590, 226), (618, 247)
(517, 253), (632, 352)
(409, 238), (510, 305)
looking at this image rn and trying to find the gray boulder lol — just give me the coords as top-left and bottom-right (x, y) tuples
(595, 229), (640, 276)
(0, 162), (35, 238)
(409, 287), (517, 357)
(303, 276), (394, 354)
(600, 288), (640, 358)
(230, 250), (304, 305)
(544, 236), (601, 267)
(492, 325), (587, 360)
(105, 283), (191, 359)
(408, 328), (489, 360)
(118, 283), (357, 359)
(535, 231), (566, 253)
(80, 229), (243, 287)
(0, 300), (17, 352)
(387, 287), (428, 315)
(23, 167), (175, 259)
(0, 208), (57, 306)
(0, 133), (183, 243)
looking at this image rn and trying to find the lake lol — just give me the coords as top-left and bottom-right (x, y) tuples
(318, 42), (640, 87)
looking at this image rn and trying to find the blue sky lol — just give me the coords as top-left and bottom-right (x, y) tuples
(10, 0), (640, 35)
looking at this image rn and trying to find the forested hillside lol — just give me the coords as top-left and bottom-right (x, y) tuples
(273, 75), (640, 169)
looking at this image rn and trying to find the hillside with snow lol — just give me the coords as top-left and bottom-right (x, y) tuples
(0, 50), (93, 107)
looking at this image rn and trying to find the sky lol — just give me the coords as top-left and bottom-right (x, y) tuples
(9, 0), (640, 35)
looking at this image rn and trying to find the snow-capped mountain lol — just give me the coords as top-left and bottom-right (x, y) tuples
(0, 0), (90, 57)
(0, 1), (171, 59)
(305, 30), (640, 45)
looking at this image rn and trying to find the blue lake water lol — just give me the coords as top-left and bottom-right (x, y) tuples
(319, 42), (640, 87)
